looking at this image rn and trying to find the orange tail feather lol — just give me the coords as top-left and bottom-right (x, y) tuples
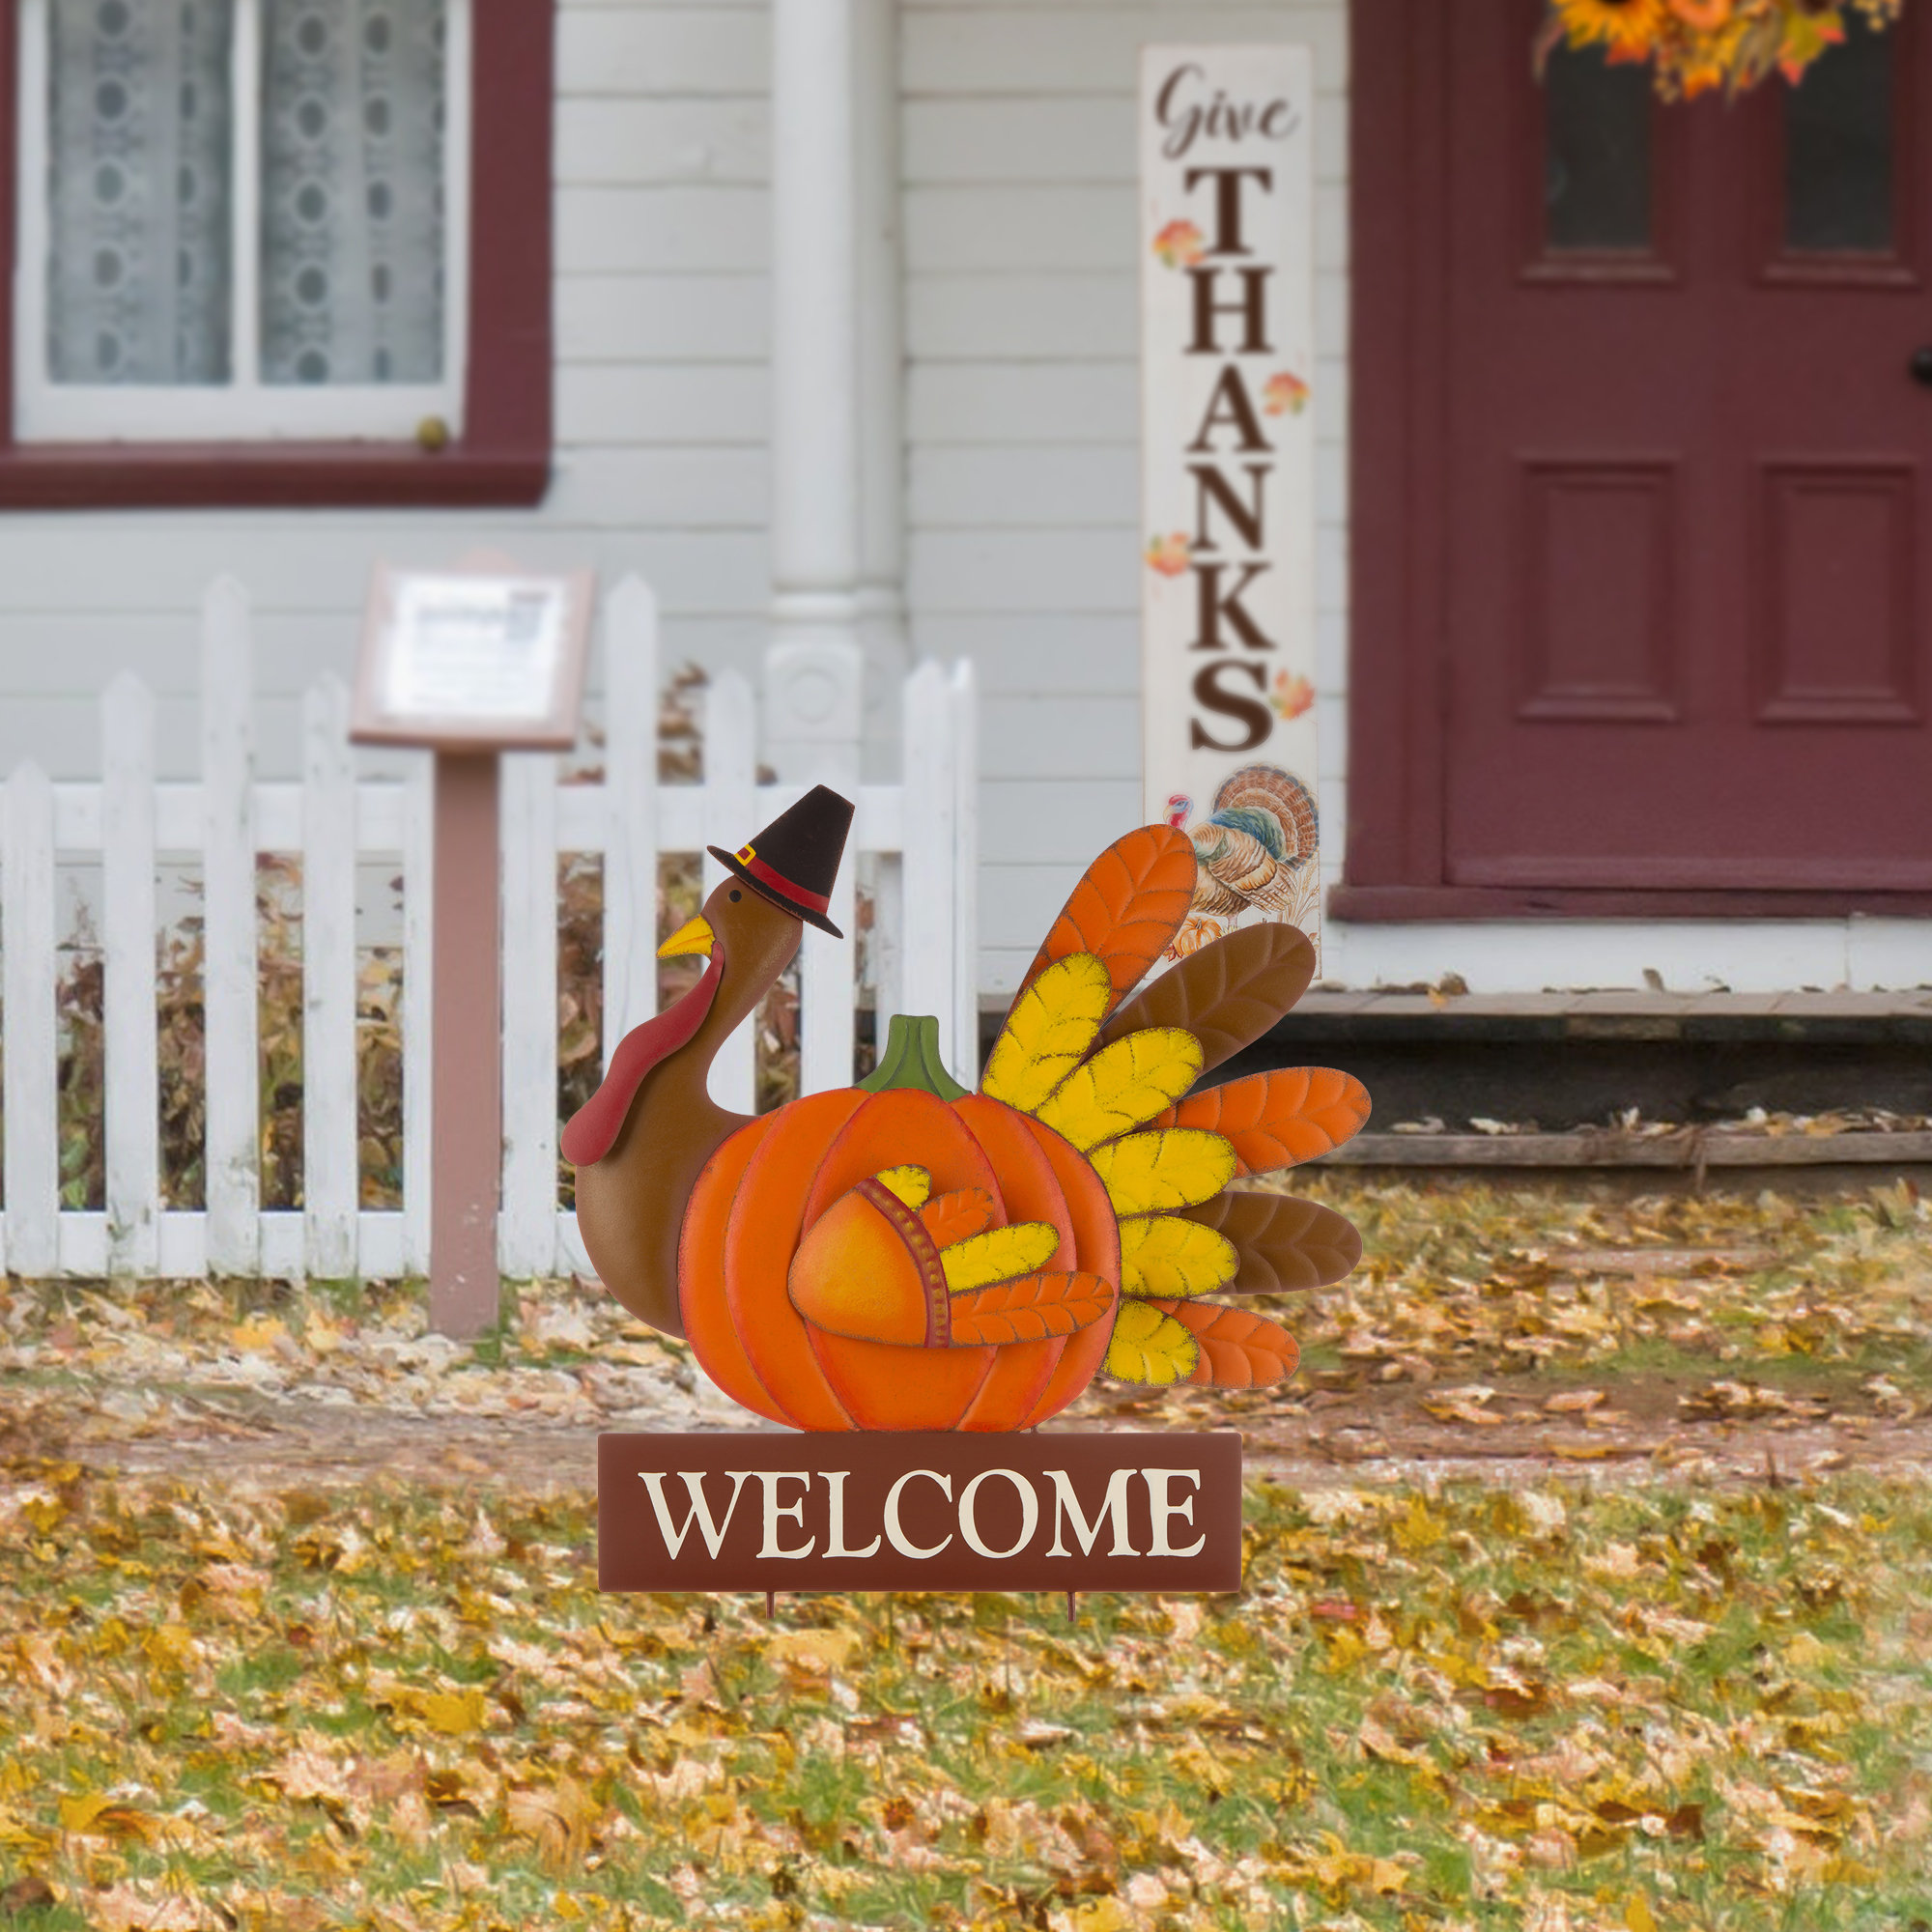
(1154, 1067), (1370, 1174)
(1014, 825), (1197, 1012)
(949, 1271), (1116, 1346)
(1145, 1297), (1300, 1388)
(920, 1186), (999, 1246)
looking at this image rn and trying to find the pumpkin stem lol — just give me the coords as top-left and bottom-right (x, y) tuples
(859, 1013), (971, 1100)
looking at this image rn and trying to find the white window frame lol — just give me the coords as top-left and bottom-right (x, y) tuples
(14, 0), (470, 442)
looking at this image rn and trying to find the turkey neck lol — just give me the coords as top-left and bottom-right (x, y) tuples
(574, 888), (802, 1338)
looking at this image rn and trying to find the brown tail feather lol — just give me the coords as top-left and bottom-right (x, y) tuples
(1014, 825), (1197, 1013)
(1179, 1191), (1362, 1292)
(1094, 921), (1315, 1074)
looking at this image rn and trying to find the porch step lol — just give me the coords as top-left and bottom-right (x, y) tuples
(969, 989), (1932, 1151)
(1331, 1127), (1932, 1171)
(1281, 988), (1932, 1039)
(1245, 989), (1932, 1146)
(976, 988), (1932, 1046)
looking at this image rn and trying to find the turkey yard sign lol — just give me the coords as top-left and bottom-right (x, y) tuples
(577, 790), (1372, 1606)
(1141, 45), (1321, 963)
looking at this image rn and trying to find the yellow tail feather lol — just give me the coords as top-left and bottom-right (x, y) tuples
(1103, 1298), (1200, 1384)
(939, 1221), (1062, 1292)
(873, 1165), (931, 1209)
(1091, 1129), (1236, 1213)
(1119, 1214), (1238, 1297)
(980, 952), (1112, 1114)
(1034, 1027), (1202, 1151)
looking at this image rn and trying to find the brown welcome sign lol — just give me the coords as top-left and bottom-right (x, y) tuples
(599, 1433), (1243, 1594)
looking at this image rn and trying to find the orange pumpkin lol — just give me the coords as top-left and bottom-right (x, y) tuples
(677, 1077), (1121, 1433)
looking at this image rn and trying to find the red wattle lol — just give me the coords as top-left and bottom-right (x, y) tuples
(560, 950), (724, 1165)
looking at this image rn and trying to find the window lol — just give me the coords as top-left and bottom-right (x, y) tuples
(1783, 9), (1895, 255)
(19, 0), (466, 439)
(0, 0), (551, 504)
(1543, 41), (1651, 255)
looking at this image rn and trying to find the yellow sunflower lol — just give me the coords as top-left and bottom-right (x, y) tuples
(1658, 8), (1753, 95)
(1551, 0), (1668, 53)
(1549, 0), (1897, 98)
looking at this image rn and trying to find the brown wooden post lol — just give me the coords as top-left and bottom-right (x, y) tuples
(431, 752), (502, 1336)
(350, 562), (594, 1335)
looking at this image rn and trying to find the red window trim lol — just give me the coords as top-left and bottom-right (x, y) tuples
(0, 0), (552, 509)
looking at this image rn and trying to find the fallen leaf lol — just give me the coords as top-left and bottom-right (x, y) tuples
(420, 1688), (489, 1735)
(1544, 1389), (1606, 1414)
(763, 1628), (861, 1676)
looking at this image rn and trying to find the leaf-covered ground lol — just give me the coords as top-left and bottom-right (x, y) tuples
(3, 1179), (1932, 1930)
(6, 1179), (1929, 1490)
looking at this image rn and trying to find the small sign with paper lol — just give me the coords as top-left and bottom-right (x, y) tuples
(351, 564), (593, 750)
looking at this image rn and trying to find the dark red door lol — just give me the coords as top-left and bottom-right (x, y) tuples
(1440, 3), (1932, 892)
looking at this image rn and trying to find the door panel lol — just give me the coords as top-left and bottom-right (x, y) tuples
(1519, 460), (1679, 723)
(1441, 1), (1932, 892)
(1756, 464), (1918, 724)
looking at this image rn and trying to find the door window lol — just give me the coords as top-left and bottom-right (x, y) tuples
(1544, 42), (1653, 252)
(1784, 12), (1893, 253)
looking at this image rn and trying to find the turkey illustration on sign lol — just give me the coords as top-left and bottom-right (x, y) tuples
(1164, 763), (1321, 960)
(565, 787), (1367, 1435)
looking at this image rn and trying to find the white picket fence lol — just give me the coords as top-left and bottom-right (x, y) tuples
(0, 574), (977, 1282)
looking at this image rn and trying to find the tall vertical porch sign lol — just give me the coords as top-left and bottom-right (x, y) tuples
(1140, 46), (1321, 963)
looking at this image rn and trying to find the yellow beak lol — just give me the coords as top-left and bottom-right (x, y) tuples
(657, 913), (716, 960)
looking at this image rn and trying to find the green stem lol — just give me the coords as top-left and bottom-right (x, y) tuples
(858, 1014), (971, 1100)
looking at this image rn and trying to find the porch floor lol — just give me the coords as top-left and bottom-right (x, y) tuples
(976, 989), (1932, 1177)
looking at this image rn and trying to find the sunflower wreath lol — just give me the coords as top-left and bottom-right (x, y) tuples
(1538, 0), (1902, 99)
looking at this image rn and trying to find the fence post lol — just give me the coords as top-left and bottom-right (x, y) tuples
(871, 846), (903, 1042)
(499, 752), (558, 1277)
(764, 639), (861, 1094)
(2, 764), (57, 1275)
(949, 658), (979, 1083)
(201, 578), (260, 1274)
(301, 676), (358, 1279)
(602, 576), (661, 1065)
(900, 659), (959, 1075)
(102, 674), (159, 1274)
(401, 758), (433, 1277)
(702, 670), (758, 1112)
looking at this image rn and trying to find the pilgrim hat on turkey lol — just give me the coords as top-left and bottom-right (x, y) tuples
(709, 783), (853, 936)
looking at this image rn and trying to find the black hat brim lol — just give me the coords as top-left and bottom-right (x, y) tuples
(708, 846), (843, 937)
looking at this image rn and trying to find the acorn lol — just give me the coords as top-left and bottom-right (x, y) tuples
(787, 1178), (952, 1346)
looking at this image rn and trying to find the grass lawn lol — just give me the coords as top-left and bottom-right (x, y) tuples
(2, 1178), (1931, 1931)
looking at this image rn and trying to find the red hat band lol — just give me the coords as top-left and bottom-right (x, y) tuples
(736, 844), (831, 916)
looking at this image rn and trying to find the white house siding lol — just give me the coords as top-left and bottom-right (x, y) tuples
(0, 0), (777, 786)
(899, 0), (1350, 996)
(0, 0), (1917, 998)
(899, 0), (1928, 996)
